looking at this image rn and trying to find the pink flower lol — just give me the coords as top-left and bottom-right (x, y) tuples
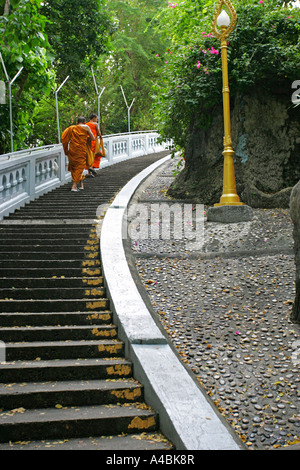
(155, 54), (159, 57)
(209, 47), (219, 55)
(259, 0), (263, 3)
(197, 61), (201, 69)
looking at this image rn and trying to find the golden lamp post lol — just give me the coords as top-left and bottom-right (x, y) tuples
(211, 0), (244, 207)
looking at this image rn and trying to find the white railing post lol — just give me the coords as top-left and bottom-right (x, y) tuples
(29, 157), (35, 201)
(128, 134), (132, 159)
(107, 139), (113, 164)
(58, 147), (66, 183)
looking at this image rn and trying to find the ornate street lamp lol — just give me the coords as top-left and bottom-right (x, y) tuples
(211, 0), (244, 207)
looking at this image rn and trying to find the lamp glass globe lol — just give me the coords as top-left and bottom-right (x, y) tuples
(217, 10), (231, 27)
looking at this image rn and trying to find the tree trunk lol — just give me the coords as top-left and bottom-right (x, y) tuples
(290, 180), (300, 323)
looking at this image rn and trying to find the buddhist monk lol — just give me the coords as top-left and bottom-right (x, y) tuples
(86, 113), (102, 175)
(62, 117), (95, 191)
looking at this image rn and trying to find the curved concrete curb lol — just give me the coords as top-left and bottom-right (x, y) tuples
(100, 156), (243, 450)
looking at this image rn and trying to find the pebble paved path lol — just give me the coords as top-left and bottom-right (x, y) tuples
(129, 158), (300, 450)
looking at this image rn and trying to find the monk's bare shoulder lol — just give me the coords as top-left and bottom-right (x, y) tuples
(79, 123), (95, 140)
(78, 124), (90, 131)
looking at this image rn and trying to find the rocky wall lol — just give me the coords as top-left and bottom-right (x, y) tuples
(290, 180), (300, 324)
(168, 88), (300, 209)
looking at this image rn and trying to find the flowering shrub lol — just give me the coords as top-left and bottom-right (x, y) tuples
(152, 0), (300, 150)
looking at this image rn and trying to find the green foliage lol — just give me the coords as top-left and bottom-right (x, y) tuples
(152, 0), (300, 150)
(0, 0), (55, 152)
(41, 0), (111, 83)
(1, 0), (299, 153)
(30, 0), (112, 144)
(32, 0), (165, 142)
(0, 0), (166, 149)
(98, 0), (167, 134)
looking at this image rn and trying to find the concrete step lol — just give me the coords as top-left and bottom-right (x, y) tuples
(7, 213), (100, 219)
(0, 240), (97, 249)
(0, 298), (109, 313)
(0, 228), (94, 237)
(0, 358), (133, 383)
(0, 404), (159, 443)
(0, 244), (99, 252)
(0, 277), (103, 288)
(0, 251), (99, 260)
(0, 324), (117, 342)
(8, 202), (101, 209)
(5, 339), (124, 361)
(0, 237), (99, 244)
(0, 432), (173, 450)
(0, 259), (101, 268)
(0, 311), (113, 327)
(0, 287), (105, 300)
(0, 267), (102, 278)
(0, 379), (143, 410)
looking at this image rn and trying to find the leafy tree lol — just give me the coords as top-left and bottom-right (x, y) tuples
(0, 0), (55, 152)
(98, 0), (168, 134)
(26, 0), (112, 146)
(41, 0), (111, 84)
(0, 0), (168, 148)
(152, 0), (300, 150)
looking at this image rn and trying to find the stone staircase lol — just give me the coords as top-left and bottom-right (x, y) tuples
(0, 153), (173, 450)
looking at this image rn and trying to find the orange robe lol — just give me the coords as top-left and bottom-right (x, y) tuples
(86, 121), (101, 169)
(62, 125), (89, 184)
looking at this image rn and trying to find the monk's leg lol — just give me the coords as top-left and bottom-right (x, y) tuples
(68, 156), (85, 191)
(92, 155), (101, 169)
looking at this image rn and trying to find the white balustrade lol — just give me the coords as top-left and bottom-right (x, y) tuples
(0, 145), (66, 220)
(0, 131), (173, 220)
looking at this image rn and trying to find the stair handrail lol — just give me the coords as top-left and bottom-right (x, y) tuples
(0, 131), (173, 220)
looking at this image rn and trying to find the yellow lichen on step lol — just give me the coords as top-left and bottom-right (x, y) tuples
(92, 327), (117, 338)
(82, 268), (101, 276)
(86, 239), (98, 245)
(111, 388), (142, 400)
(84, 288), (103, 297)
(97, 343), (123, 354)
(86, 252), (99, 259)
(84, 245), (98, 252)
(86, 300), (106, 310)
(82, 278), (102, 286)
(106, 364), (132, 376)
(82, 260), (100, 267)
(86, 312), (111, 321)
(128, 416), (156, 430)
